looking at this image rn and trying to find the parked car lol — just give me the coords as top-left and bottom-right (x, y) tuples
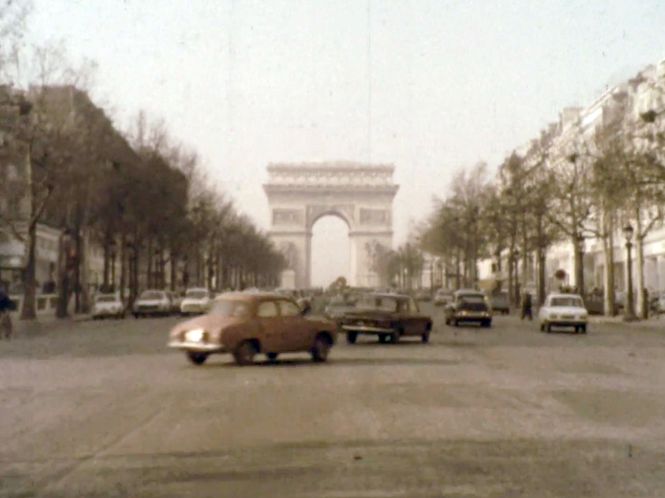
(414, 289), (431, 302)
(92, 293), (125, 319)
(180, 288), (212, 315)
(433, 288), (454, 307)
(444, 289), (492, 327)
(323, 295), (357, 321)
(488, 291), (510, 315)
(339, 292), (433, 344)
(168, 292), (337, 365)
(538, 293), (588, 333)
(133, 290), (172, 318)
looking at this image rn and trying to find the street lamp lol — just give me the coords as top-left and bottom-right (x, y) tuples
(622, 223), (637, 322)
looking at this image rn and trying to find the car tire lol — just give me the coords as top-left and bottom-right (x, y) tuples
(379, 334), (389, 343)
(482, 320), (491, 328)
(421, 331), (430, 343)
(346, 332), (358, 344)
(311, 334), (332, 362)
(233, 340), (258, 366)
(580, 324), (587, 334)
(186, 351), (208, 365)
(266, 352), (279, 362)
(390, 329), (401, 344)
(546, 322), (552, 333)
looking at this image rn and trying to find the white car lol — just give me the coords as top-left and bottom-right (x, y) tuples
(133, 290), (172, 318)
(538, 293), (588, 334)
(180, 288), (211, 315)
(92, 293), (125, 319)
(433, 289), (453, 306)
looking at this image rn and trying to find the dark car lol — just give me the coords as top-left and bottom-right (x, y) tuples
(488, 291), (510, 315)
(339, 293), (433, 344)
(444, 289), (492, 327)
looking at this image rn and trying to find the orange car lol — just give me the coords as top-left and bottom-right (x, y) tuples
(168, 292), (337, 366)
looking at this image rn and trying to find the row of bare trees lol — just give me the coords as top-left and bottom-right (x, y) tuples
(0, 6), (285, 319)
(420, 67), (665, 317)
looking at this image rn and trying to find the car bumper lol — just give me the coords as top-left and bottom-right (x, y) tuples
(168, 341), (226, 352)
(545, 320), (587, 327)
(342, 325), (394, 334)
(454, 314), (491, 321)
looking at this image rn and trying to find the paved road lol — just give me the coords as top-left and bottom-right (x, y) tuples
(2, 305), (665, 497)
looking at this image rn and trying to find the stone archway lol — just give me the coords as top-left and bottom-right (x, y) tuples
(263, 161), (399, 288)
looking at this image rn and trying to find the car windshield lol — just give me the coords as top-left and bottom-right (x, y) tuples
(357, 295), (398, 312)
(140, 291), (163, 300)
(551, 297), (584, 307)
(96, 296), (117, 303)
(459, 295), (485, 303)
(186, 290), (208, 299)
(210, 299), (251, 318)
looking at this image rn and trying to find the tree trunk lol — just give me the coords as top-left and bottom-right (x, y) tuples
(601, 212), (616, 316)
(636, 235), (646, 319)
(170, 253), (177, 291)
(573, 235), (584, 295)
(20, 221), (38, 320)
(537, 247), (546, 307)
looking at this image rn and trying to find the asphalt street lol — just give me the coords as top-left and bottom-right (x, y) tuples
(2, 305), (665, 497)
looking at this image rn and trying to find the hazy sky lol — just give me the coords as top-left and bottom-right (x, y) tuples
(27, 0), (665, 285)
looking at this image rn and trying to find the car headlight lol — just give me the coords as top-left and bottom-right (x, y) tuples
(185, 328), (205, 342)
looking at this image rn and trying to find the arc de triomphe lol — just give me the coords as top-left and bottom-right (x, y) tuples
(263, 162), (399, 289)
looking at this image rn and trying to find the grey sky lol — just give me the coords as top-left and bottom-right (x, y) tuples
(27, 0), (665, 285)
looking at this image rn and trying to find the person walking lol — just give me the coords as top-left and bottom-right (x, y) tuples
(520, 291), (533, 321)
(0, 285), (15, 340)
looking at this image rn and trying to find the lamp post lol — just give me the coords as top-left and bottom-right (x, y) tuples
(513, 248), (520, 306)
(109, 239), (117, 291)
(623, 224), (637, 322)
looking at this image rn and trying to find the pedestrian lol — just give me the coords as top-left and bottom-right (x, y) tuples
(0, 284), (15, 340)
(520, 291), (533, 321)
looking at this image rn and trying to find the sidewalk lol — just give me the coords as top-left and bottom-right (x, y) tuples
(588, 313), (665, 329)
(8, 313), (91, 338)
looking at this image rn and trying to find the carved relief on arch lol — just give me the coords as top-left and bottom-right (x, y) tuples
(272, 209), (304, 226)
(306, 204), (355, 228)
(359, 208), (390, 226)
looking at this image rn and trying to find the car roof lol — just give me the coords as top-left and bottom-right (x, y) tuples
(547, 293), (583, 299)
(363, 292), (410, 300)
(454, 289), (484, 295)
(214, 292), (294, 302)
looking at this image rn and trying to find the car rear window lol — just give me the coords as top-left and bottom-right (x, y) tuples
(186, 290), (208, 299)
(357, 295), (398, 312)
(140, 291), (163, 300)
(551, 297), (583, 307)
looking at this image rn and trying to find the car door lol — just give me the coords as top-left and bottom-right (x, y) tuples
(256, 300), (284, 352)
(277, 299), (312, 351)
(403, 298), (427, 335)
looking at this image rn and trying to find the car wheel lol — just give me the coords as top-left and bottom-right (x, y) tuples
(186, 351), (208, 365)
(379, 333), (389, 343)
(580, 324), (587, 334)
(421, 331), (430, 343)
(266, 352), (279, 362)
(346, 332), (357, 344)
(133, 313), (139, 319)
(546, 322), (552, 333)
(390, 329), (401, 344)
(311, 334), (332, 362)
(233, 340), (258, 366)
(482, 320), (491, 328)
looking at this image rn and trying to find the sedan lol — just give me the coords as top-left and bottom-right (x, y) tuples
(539, 293), (588, 333)
(133, 290), (172, 318)
(92, 293), (125, 319)
(180, 288), (212, 315)
(339, 293), (433, 344)
(168, 292), (337, 365)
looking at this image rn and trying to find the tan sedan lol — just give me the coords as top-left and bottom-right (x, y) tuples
(168, 292), (337, 366)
